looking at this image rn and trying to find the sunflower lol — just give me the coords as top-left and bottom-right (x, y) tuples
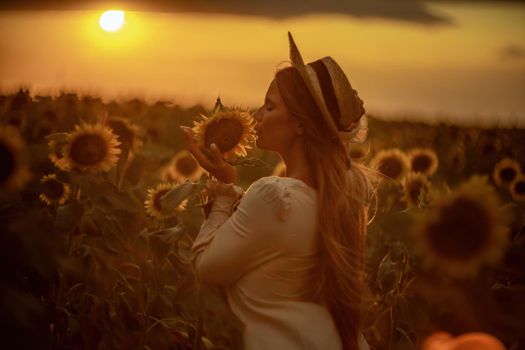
(191, 109), (257, 161)
(144, 182), (189, 219)
(160, 149), (205, 182)
(509, 173), (525, 202)
(475, 132), (503, 156)
(38, 174), (71, 205)
(458, 128), (481, 148)
(103, 116), (143, 154)
(492, 157), (521, 190)
(422, 331), (506, 350)
(401, 172), (432, 208)
(272, 160), (286, 177)
(406, 147), (439, 177)
(48, 138), (71, 171)
(0, 125), (32, 190)
(444, 144), (466, 174)
(61, 123), (122, 173)
(2, 110), (28, 132)
(369, 148), (410, 182)
(411, 175), (510, 278)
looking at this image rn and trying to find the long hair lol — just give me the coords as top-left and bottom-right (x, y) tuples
(275, 64), (381, 350)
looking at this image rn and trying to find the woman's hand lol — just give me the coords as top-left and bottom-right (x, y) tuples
(179, 125), (237, 184)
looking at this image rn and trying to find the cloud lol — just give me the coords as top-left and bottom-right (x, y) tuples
(1, 0), (524, 26)
(0, 0), (453, 25)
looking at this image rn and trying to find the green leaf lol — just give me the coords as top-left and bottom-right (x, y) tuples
(149, 235), (171, 261)
(225, 156), (272, 169)
(149, 225), (186, 261)
(139, 143), (175, 162)
(160, 181), (196, 215)
(150, 225), (186, 244)
(94, 182), (142, 213)
(177, 240), (192, 265)
(376, 253), (399, 293)
(124, 154), (147, 186)
(55, 201), (84, 234)
(44, 132), (69, 142)
(212, 96), (225, 114)
(197, 172), (209, 189)
(62, 283), (85, 303)
(69, 171), (102, 194)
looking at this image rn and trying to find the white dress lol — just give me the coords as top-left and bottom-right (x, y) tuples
(191, 175), (371, 350)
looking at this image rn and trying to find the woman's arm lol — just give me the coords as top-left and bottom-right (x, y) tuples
(190, 177), (292, 286)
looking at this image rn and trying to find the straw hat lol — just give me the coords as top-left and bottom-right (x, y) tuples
(287, 31), (369, 168)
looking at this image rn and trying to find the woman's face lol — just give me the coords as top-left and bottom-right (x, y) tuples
(253, 79), (301, 154)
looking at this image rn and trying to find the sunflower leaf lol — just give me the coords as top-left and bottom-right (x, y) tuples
(225, 157), (272, 169)
(93, 181), (143, 213)
(44, 132), (69, 142)
(149, 224), (186, 245)
(148, 225), (186, 261)
(55, 201), (84, 235)
(124, 154), (148, 186)
(160, 181), (195, 215)
(149, 234), (171, 262)
(198, 172), (209, 186)
(160, 178), (208, 215)
(212, 96), (225, 114)
(177, 240), (192, 264)
(139, 142), (177, 162)
(377, 253), (400, 293)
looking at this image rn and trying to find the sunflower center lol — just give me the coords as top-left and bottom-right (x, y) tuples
(500, 167), (517, 183)
(378, 157), (403, 179)
(43, 178), (64, 199)
(482, 141), (497, 155)
(70, 134), (108, 166)
(412, 155), (431, 173)
(426, 197), (491, 260)
(107, 120), (134, 146)
(0, 141), (15, 184)
(514, 180), (525, 195)
(204, 118), (243, 153)
(175, 155), (198, 176)
(463, 134), (472, 143)
(153, 189), (170, 211)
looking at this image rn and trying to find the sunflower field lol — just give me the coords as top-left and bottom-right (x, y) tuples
(1, 88), (524, 350)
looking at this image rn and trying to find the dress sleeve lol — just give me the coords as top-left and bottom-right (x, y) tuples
(190, 177), (292, 286)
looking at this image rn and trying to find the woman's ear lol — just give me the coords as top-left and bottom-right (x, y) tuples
(291, 117), (304, 135)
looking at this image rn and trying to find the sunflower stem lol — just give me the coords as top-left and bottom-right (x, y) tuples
(117, 153), (130, 191)
(192, 282), (204, 350)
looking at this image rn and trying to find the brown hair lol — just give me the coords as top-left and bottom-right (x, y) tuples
(275, 64), (380, 350)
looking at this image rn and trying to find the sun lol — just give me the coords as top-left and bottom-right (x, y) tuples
(99, 10), (125, 32)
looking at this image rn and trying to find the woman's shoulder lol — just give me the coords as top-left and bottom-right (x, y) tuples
(247, 175), (283, 189)
(247, 176), (296, 202)
(243, 176), (292, 222)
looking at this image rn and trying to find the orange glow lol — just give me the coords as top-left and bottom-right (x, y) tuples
(0, 3), (524, 123)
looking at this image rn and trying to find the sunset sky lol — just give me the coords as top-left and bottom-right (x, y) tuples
(0, 1), (524, 127)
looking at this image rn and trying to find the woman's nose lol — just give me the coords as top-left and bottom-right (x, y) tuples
(253, 105), (263, 121)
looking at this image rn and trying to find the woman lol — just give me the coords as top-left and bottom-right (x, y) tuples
(180, 32), (379, 350)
